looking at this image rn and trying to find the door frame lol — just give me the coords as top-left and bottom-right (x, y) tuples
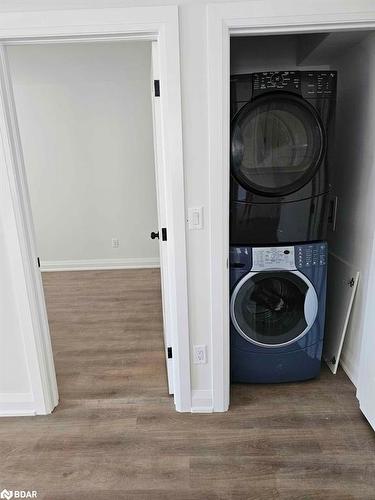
(207, 0), (375, 411)
(0, 6), (191, 414)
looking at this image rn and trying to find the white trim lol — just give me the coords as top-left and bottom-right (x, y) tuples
(0, 409), (36, 417)
(0, 392), (34, 403)
(357, 231), (375, 428)
(0, 7), (175, 40)
(40, 258), (160, 272)
(0, 393), (37, 417)
(0, 45), (58, 416)
(207, 0), (375, 412)
(340, 355), (358, 387)
(0, 6), (191, 415)
(191, 390), (213, 413)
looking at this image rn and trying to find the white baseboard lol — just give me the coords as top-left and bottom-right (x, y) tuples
(340, 354), (358, 387)
(0, 392), (34, 403)
(0, 393), (37, 417)
(360, 400), (375, 431)
(191, 389), (213, 413)
(0, 409), (36, 417)
(41, 257), (160, 272)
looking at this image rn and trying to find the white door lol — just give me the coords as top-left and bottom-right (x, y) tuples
(150, 41), (173, 394)
(357, 236), (375, 430)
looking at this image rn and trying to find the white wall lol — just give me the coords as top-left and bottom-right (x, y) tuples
(0, 0), (216, 414)
(1, 0), (374, 415)
(7, 41), (159, 269)
(328, 33), (375, 385)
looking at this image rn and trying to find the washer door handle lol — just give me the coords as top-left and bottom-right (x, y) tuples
(304, 284), (319, 328)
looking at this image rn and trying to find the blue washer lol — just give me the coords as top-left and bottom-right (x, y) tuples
(230, 242), (327, 383)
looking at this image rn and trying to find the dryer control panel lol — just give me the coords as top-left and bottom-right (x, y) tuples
(253, 71), (299, 96)
(251, 70), (337, 99)
(301, 71), (337, 99)
(296, 243), (327, 268)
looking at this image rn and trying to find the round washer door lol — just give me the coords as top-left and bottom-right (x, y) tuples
(230, 270), (318, 347)
(231, 93), (324, 196)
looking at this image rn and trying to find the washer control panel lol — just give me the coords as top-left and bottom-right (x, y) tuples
(251, 243), (327, 271)
(252, 246), (296, 271)
(295, 243), (327, 268)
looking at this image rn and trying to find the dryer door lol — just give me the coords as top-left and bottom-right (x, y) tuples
(231, 93), (324, 196)
(230, 270), (318, 347)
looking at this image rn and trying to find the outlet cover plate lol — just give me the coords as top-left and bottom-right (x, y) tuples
(193, 344), (207, 364)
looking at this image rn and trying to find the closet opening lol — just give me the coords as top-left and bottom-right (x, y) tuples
(229, 30), (375, 421)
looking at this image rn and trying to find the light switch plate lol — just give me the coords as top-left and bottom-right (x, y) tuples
(188, 206), (203, 230)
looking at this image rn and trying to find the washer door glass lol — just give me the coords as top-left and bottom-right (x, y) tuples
(231, 93), (324, 196)
(232, 271), (311, 346)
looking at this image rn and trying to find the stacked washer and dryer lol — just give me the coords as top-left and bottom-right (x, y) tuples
(230, 70), (337, 383)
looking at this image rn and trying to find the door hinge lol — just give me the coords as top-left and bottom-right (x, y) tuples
(37, 257), (41, 268)
(162, 227), (167, 241)
(167, 346), (172, 359)
(154, 80), (160, 97)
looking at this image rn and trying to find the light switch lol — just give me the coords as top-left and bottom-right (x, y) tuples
(188, 206), (203, 230)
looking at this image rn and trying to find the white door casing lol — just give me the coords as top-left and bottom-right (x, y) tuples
(0, 45), (58, 415)
(207, 0), (375, 413)
(357, 232), (375, 429)
(0, 6), (191, 415)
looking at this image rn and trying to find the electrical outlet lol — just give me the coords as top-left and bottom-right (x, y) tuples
(112, 238), (120, 248)
(193, 345), (207, 364)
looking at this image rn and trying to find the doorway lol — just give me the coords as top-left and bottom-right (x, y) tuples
(6, 40), (173, 406)
(0, 6), (191, 414)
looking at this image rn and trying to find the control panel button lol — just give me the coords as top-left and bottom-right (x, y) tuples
(296, 243), (327, 267)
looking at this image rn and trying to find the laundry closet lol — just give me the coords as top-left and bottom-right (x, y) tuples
(228, 31), (375, 416)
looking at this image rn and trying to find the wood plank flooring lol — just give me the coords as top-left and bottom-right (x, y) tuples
(1, 269), (374, 499)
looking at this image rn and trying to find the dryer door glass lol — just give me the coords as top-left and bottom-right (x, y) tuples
(231, 94), (324, 196)
(232, 271), (309, 346)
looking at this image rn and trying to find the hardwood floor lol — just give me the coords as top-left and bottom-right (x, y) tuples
(1, 269), (374, 499)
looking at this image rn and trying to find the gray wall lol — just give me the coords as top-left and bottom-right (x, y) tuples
(8, 41), (159, 267)
(328, 33), (375, 384)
